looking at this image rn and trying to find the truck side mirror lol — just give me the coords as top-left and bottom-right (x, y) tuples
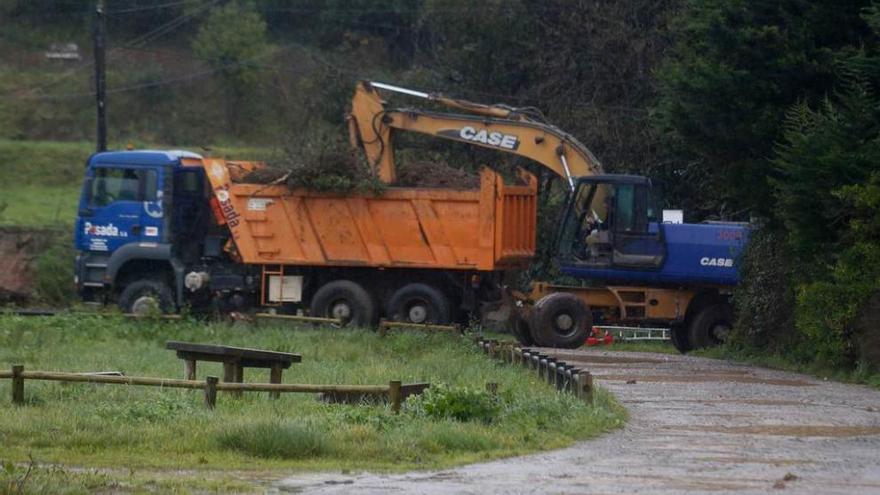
(79, 177), (94, 216)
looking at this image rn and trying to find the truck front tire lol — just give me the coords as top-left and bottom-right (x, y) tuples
(310, 280), (377, 327)
(119, 279), (175, 315)
(530, 293), (592, 348)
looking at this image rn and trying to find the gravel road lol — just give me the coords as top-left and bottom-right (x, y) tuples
(276, 350), (880, 494)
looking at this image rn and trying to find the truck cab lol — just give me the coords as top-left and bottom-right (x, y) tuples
(74, 150), (212, 312)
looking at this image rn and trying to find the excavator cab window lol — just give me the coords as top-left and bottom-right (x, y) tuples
(559, 176), (665, 269)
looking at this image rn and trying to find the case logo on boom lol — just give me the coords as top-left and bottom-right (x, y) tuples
(700, 257), (734, 268)
(443, 126), (520, 150)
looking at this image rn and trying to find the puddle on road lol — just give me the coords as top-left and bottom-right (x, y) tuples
(675, 425), (880, 437)
(694, 456), (814, 466)
(596, 373), (815, 386)
(710, 398), (808, 406)
(542, 353), (666, 364)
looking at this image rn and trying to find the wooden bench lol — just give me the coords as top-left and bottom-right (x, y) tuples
(165, 341), (301, 398)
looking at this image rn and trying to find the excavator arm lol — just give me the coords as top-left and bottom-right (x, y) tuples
(347, 81), (603, 187)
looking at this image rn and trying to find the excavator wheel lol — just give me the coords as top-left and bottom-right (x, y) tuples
(310, 280), (377, 328)
(529, 292), (592, 349)
(688, 303), (733, 349)
(387, 283), (451, 325)
(670, 323), (691, 353)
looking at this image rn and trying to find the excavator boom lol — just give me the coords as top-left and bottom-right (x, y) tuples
(348, 81), (603, 187)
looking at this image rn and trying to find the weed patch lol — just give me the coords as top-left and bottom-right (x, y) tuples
(217, 420), (329, 459)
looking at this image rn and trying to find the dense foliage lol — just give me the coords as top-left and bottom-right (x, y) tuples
(1, 0), (878, 371)
(667, 1), (880, 370)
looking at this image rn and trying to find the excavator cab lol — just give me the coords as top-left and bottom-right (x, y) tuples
(558, 175), (665, 270)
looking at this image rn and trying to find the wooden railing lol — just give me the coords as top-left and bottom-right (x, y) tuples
(475, 339), (595, 405)
(0, 365), (426, 411)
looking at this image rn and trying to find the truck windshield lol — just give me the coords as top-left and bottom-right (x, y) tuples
(89, 167), (157, 207)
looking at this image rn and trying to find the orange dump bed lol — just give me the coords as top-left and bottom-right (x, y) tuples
(202, 160), (537, 271)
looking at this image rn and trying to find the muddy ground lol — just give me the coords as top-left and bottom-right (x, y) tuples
(277, 349), (880, 494)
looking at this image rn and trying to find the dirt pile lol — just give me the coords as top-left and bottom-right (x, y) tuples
(0, 227), (57, 304)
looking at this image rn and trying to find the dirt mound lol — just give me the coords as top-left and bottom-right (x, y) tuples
(0, 227), (57, 304)
(394, 161), (480, 189)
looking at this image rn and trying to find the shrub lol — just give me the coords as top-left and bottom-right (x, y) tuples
(408, 383), (500, 423)
(32, 230), (76, 307)
(731, 225), (797, 353)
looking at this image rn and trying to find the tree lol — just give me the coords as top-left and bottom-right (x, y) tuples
(192, 1), (270, 135)
(653, 0), (870, 218)
(732, 2), (880, 369)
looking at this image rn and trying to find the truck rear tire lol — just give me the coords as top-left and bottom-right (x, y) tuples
(529, 293), (592, 348)
(310, 280), (376, 327)
(688, 303), (733, 349)
(510, 312), (535, 346)
(119, 279), (174, 315)
(387, 283), (451, 325)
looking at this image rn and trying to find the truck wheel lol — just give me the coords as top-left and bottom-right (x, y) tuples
(310, 280), (376, 327)
(119, 279), (174, 315)
(670, 323), (691, 353)
(688, 303), (733, 349)
(387, 283), (451, 325)
(529, 293), (592, 348)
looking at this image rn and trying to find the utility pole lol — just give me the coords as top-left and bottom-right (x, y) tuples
(93, 0), (107, 152)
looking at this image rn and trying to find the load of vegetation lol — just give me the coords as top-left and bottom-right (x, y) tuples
(242, 131), (384, 193)
(395, 160), (481, 189)
(243, 129), (481, 192)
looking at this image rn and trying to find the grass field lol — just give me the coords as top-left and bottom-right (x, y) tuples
(0, 315), (625, 492)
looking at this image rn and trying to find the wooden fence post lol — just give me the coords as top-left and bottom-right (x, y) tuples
(576, 371), (594, 405)
(204, 376), (218, 409)
(12, 365), (24, 405)
(547, 359), (557, 386)
(389, 380), (402, 413)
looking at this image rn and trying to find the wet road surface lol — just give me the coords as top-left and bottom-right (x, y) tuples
(276, 349), (880, 494)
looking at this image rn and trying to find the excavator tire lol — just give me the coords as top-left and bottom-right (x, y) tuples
(529, 292), (592, 349)
(688, 303), (733, 349)
(310, 280), (377, 327)
(670, 323), (691, 353)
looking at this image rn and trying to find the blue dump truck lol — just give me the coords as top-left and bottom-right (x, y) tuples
(73, 82), (749, 352)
